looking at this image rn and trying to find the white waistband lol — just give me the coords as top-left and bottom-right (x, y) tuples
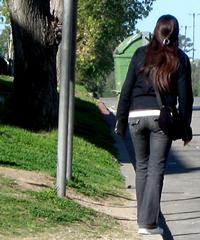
(128, 110), (160, 118)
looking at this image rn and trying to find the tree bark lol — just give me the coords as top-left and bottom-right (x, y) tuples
(7, 0), (63, 130)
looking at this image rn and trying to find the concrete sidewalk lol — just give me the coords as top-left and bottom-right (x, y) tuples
(99, 97), (200, 240)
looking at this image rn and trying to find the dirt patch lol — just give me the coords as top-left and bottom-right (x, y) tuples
(0, 166), (54, 191)
(0, 167), (140, 240)
(66, 188), (139, 239)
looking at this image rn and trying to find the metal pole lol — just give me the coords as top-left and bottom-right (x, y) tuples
(193, 13), (195, 61)
(56, 0), (75, 197)
(66, 80), (75, 180)
(184, 26), (187, 51)
(66, 1), (77, 181)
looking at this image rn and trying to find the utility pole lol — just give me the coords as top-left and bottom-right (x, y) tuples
(56, 0), (77, 197)
(192, 13), (195, 61)
(189, 13), (200, 61)
(66, 0), (77, 181)
(184, 25), (188, 51)
(181, 25), (191, 51)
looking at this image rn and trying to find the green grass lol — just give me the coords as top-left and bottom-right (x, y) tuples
(0, 83), (125, 237)
(70, 136), (124, 196)
(0, 126), (57, 173)
(0, 84), (124, 197)
(0, 175), (116, 238)
(0, 75), (14, 92)
(0, 123), (124, 197)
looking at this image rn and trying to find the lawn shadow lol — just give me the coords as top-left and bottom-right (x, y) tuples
(0, 77), (14, 125)
(0, 160), (21, 167)
(74, 97), (118, 157)
(0, 77), (13, 92)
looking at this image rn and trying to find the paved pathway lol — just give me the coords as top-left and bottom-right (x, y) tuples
(101, 97), (200, 240)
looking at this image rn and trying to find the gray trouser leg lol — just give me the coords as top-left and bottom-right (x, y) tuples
(129, 116), (172, 228)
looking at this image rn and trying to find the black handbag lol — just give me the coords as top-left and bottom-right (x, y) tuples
(154, 87), (183, 140)
(158, 105), (183, 140)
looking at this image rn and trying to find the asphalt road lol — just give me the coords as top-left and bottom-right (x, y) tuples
(101, 97), (200, 240)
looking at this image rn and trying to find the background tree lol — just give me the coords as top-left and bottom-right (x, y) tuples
(7, 0), (63, 130)
(76, 0), (155, 95)
(191, 60), (200, 96)
(179, 34), (193, 54)
(0, 26), (10, 56)
(4, 0), (154, 129)
(178, 34), (200, 96)
(0, 0), (12, 58)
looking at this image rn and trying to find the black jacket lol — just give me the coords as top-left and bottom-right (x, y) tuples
(116, 46), (193, 137)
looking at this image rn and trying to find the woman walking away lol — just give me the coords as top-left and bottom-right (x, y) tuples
(115, 14), (193, 235)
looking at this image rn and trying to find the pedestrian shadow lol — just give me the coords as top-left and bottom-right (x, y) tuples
(173, 232), (200, 237)
(121, 130), (175, 239)
(193, 106), (200, 111)
(117, 120), (200, 240)
(102, 98), (200, 239)
(159, 213), (174, 240)
(165, 148), (200, 174)
(107, 108), (200, 174)
(122, 126), (200, 175)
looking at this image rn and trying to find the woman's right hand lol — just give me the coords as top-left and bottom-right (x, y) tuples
(183, 140), (190, 146)
(182, 126), (192, 146)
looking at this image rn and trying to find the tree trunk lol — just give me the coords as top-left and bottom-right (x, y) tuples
(7, 0), (62, 130)
(50, 0), (63, 88)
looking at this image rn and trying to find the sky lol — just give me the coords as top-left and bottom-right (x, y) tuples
(136, 0), (200, 59)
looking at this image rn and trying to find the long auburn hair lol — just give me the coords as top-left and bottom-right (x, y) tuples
(143, 14), (180, 93)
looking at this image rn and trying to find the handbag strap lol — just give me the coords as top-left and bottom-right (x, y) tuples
(153, 84), (163, 109)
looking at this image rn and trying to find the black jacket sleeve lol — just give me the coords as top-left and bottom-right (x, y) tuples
(177, 52), (193, 141)
(115, 48), (139, 135)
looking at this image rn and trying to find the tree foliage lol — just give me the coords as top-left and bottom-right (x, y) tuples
(179, 34), (193, 54)
(0, 0), (11, 57)
(191, 60), (200, 96)
(77, 0), (155, 94)
(0, 0), (10, 22)
(0, 26), (9, 56)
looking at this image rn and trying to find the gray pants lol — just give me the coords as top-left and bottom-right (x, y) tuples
(129, 116), (172, 228)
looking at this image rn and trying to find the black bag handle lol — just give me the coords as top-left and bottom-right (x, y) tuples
(153, 84), (163, 109)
